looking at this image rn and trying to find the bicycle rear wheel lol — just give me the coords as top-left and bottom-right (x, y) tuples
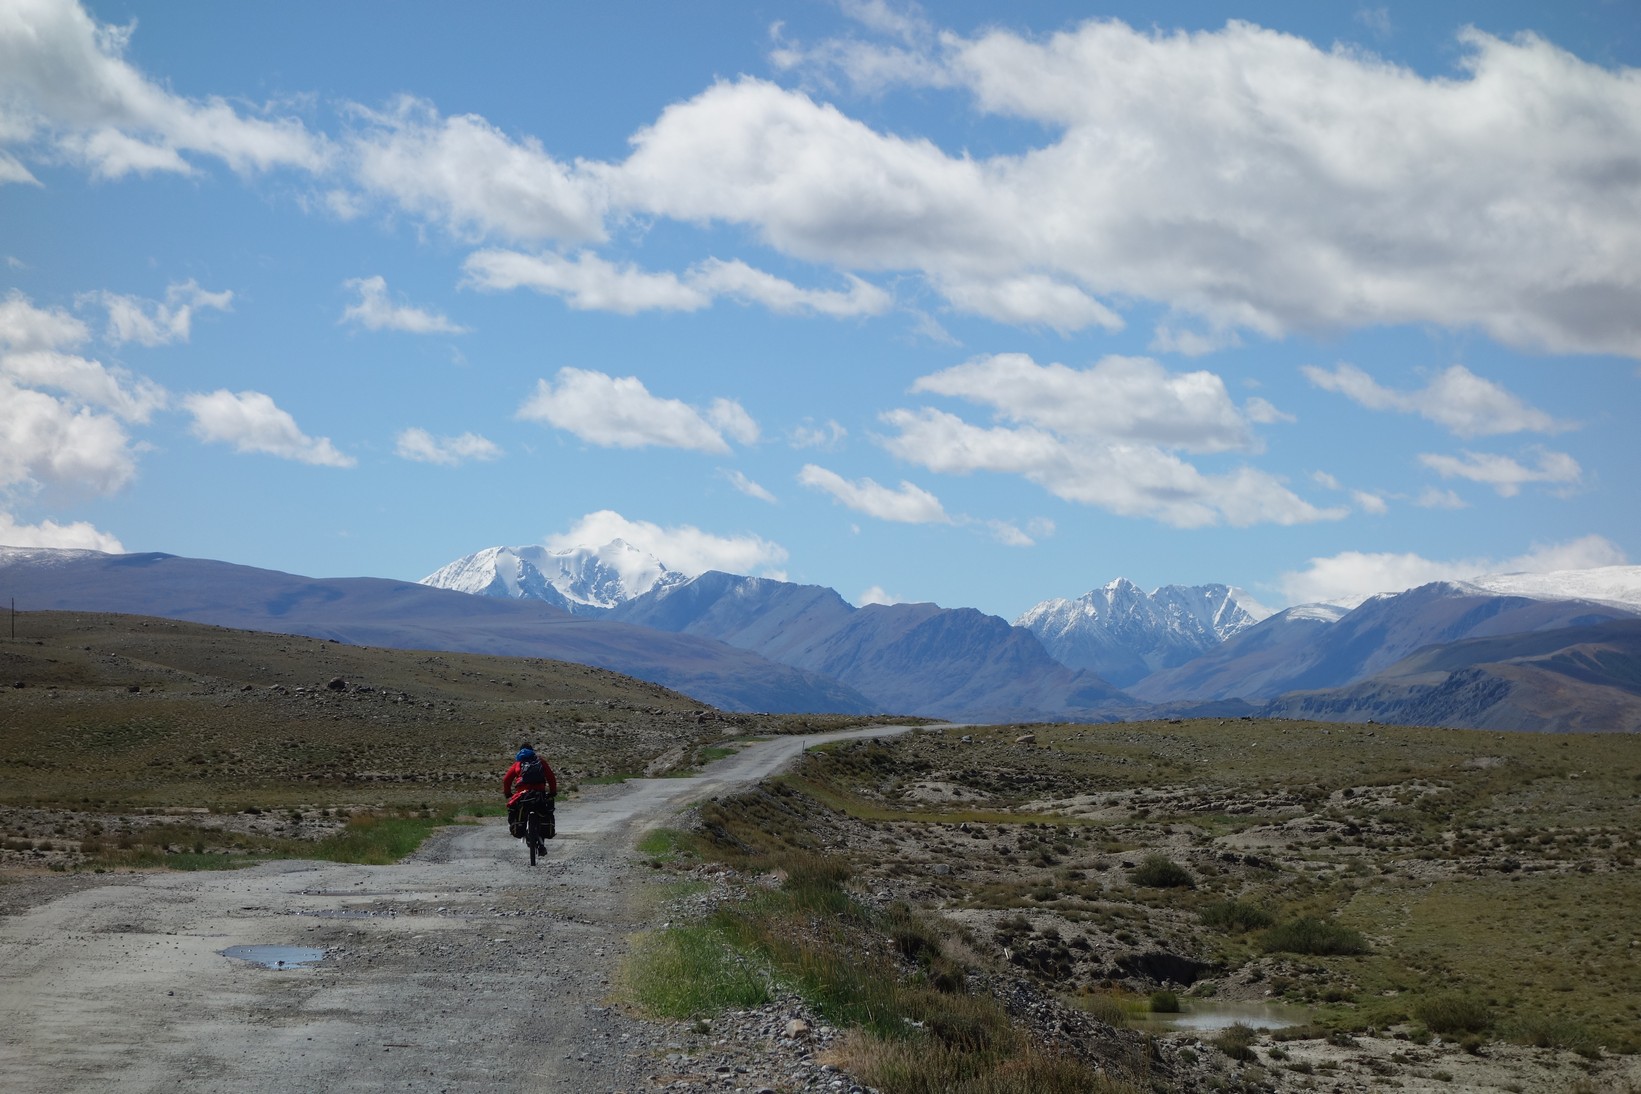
(525, 810), (540, 866)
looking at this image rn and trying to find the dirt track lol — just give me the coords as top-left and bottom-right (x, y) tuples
(0, 728), (913, 1093)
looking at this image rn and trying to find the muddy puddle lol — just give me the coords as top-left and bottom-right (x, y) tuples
(220, 945), (325, 969)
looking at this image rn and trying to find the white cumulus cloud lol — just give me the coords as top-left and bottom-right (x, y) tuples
(0, 509), (123, 551)
(344, 97), (605, 243)
(1278, 534), (1629, 604)
(0, 0), (326, 179)
(516, 368), (756, 454)
(912, 353), (1258, 453)
(0, 376), (138, 495)
(882, 354), (1342, 528)
(0, 292), (156, 498)
(183, 389), (354, 467)
(742, 20), (1641, 354)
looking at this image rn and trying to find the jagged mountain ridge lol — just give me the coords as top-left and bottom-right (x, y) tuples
(420, 542), (687, 615)
(1014, 578), (1267, 686)
(12, 543), (1641, 731)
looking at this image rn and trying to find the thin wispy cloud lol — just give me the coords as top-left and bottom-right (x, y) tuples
(343, 276), (468, 334)
(1417, 447), (1582, 497)
(798, 463), (949, 524)
(1303, 363), (1572, 437)
(395, 428), (500, 465)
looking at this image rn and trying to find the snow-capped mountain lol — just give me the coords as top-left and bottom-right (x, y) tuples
(1014, 579), (1269, 686)
(1464, 565), (1641, 614)
(419, 541), (687, 615)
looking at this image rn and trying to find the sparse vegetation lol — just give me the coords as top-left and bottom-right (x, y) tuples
(621, 803), (1143, 1093)
(646, 720), (1641, 1063)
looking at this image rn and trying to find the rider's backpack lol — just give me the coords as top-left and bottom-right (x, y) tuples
(518, 755), (546, 787)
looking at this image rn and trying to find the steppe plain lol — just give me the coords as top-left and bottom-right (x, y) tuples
(2, 611), (1640, 1093)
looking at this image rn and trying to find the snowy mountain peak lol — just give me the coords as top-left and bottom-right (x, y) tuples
(1014, 579), (1267, 686)
(420, 541), (687, 614)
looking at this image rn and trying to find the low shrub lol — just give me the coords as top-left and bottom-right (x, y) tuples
(1148, 990), (1180, 1013)
(1413, 991), (1493, 1035)
(1260, 916), (1370, 956)
(1128, 854), (1195, 889)
(1214, 1022), (1259, 1062)
(1510, 1014), (1602, 1057)
(1199, 899), (1274, 932)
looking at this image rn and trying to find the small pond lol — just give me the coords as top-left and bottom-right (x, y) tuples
(1134, 1000), (1311, 1033)
(220, 945), (325, 969)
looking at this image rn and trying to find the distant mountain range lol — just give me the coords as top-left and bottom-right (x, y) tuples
(0, 547), (870, 715)
(6, 542), (1640, 731)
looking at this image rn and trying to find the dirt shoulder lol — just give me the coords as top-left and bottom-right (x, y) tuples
(0, 726), (914, 1094)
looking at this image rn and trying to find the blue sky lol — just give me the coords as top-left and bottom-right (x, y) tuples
(1, 0), (1637, 620)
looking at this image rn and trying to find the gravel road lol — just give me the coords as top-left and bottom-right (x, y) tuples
(0, 727), (916, 1094)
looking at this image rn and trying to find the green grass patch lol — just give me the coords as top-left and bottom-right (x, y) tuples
(636, 827), (693, 863)
(306, 811), (455, 864)
(621, 922), (772, 1017)
(1345, 871), (1641, 1052)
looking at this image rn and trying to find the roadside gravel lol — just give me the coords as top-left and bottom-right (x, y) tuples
(0, 728), (911, 1094)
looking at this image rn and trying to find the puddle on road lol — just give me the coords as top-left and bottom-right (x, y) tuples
(1135, 1001), (1311, 1033)
(220, 945), (325, 969)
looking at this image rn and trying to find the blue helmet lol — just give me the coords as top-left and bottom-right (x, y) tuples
(516, 747), (536, 762)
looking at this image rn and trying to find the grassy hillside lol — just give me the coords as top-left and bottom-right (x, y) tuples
(0, 611), (881, 871)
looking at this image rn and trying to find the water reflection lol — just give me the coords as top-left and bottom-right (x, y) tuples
(1137, 1000), (1309, 1032)
(221, 944), (325, 969)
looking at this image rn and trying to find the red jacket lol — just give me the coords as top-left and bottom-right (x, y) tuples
(503, 756), (557, 806)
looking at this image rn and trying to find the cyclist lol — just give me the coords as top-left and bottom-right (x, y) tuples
(503, 743), (558, 839)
